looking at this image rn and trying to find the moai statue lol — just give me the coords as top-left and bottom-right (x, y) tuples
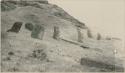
(77, 27), (83, 43)
(7, 22), (23, 33)
(31, 24), (44, 40)
(39, 26), (45, 40)
(97, 33), (101, 40)
(25, 23), (34, 31)
(53, 26), (60, 40)
(87, 29), (93, 38)
(106, 37), (111, 40)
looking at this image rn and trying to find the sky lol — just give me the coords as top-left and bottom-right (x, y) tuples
(49, 0), (125, 40)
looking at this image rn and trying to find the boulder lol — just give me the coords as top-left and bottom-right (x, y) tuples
(31, 49), (47, 61)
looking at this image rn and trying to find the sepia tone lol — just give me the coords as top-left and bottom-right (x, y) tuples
(1, 0), (125, 72)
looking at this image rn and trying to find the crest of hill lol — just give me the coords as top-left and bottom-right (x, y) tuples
(1, 0), (87, 29)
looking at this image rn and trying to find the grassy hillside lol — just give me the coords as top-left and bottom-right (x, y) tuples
(1, 0), (124, 72)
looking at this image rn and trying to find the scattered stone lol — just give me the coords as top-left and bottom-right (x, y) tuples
(32, 49), (47, 61)
(7, 22), (23, 33)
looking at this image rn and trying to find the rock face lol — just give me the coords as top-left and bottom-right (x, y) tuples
(1, 0), (124, 72)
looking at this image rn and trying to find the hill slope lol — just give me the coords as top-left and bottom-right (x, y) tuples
(1, 0), (124, 72)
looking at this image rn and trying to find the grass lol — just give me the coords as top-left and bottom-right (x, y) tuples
(1, 1), (16, 11)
